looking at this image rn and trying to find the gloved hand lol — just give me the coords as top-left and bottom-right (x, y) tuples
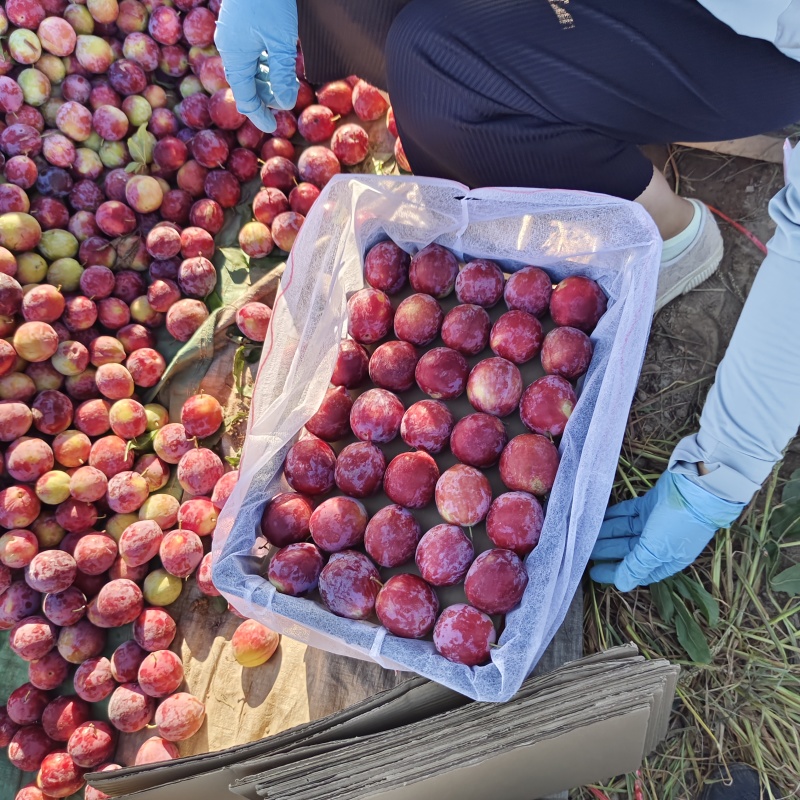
(590, 471), (744, 591)
(214, 0), (299, 132)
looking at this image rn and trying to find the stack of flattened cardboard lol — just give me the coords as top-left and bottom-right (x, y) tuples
(87, 645), (677, 800)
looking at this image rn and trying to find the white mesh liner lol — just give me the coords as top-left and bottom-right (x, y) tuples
(212, 175), (661, 702)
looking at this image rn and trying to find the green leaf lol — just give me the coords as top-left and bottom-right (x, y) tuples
(127, 124), (155, 165)
(649, 580), (675, 624)
(125, 161), (147, 174)
(769, 500), (800, 542)
(232, 345), (247, 399)
(782, 469), (800, 503)
(769, 563), (800, 596)
(673, 573), (720, 628)
(673, 596), (712, 664)
(205, 289), (224, 312)
(225, 452), (241, 468)
(125, 430), (156, 456)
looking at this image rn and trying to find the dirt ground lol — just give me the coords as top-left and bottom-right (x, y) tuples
(631, 146), (788, 466)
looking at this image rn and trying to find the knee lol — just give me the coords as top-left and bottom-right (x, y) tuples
(384, 1), (464, 138)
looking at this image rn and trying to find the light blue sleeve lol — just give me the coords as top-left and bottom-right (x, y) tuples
(696, 0), (800, 62)
(670, 143), (800, 503)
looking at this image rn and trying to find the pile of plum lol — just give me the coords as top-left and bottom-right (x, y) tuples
(263, 241), (607, 669)
(0, 0), (395, 791)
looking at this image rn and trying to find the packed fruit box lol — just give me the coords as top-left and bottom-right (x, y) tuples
(213, 175), (663, 703)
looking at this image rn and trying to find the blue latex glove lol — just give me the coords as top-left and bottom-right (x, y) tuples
(593, 141), (800, 592)
(590, 471), (745, 590)
(214, 0), (299, 132)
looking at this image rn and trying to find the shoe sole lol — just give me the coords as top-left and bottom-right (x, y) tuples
(654, 228), (724, 313)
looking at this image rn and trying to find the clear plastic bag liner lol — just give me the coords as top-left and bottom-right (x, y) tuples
(212, 175), (661, 702)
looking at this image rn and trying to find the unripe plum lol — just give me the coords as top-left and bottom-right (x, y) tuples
(238, 221), (273, 258)
(231, 619), (280, 667)
(271, 211), (304, 252)
(0, 529), (39, 569)
(56, 618), (105, 664)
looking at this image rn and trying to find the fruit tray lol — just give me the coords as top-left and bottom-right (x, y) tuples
(212, 175), (661, 702)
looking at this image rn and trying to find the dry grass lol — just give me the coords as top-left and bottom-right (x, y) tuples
(580, 430), (800, 800)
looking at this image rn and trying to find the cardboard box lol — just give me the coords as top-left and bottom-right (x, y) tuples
(87, 645), (678, 800)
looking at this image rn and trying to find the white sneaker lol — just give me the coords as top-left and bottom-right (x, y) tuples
(655, 201), (723, 312)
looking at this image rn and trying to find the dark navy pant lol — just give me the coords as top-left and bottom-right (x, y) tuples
(298, 0), (800, 199)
